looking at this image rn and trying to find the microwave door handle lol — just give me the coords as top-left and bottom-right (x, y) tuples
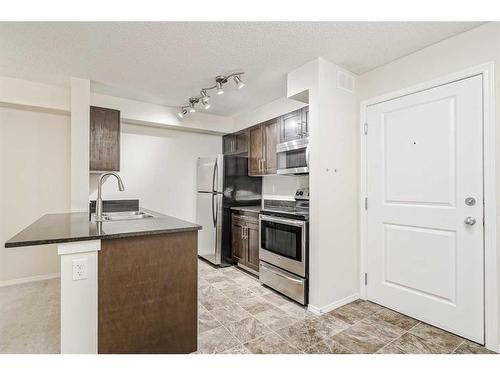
(305, 144), (310, 167)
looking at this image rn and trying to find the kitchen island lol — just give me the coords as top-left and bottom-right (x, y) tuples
(5, 209), (201, 354)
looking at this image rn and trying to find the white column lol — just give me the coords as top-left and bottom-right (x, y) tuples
(70, 77), (90, 212)
(57, 240), (101, 354)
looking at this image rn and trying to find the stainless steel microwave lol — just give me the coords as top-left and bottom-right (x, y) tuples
(276, 138), (309, 175)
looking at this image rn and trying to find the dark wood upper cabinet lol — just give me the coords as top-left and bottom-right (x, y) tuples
(279, 106), (309, 143)
(90, 106), (120, 172)
(248, 119), (278, 176)
(248, 125), (264, 176)
(301, 106), (309, 138)
(280, 110), (302, 143)
(222, 129), (248, 155)
(262, 119), (278, 174)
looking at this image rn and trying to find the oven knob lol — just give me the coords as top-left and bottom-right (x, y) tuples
(299, 191), (303, 195)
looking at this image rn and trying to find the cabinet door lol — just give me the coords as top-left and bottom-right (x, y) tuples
(223, 134), (234, 154)
(231, 219), (247, 263)
(301, 106), (309, 138)
(263, 119), (278, 175)
(245, 221), (260, 272)
(234, 130), (248, 154)
(90, 106), (120, 172)
(248, 125), (263, 176)
(280, 110), (302, 143)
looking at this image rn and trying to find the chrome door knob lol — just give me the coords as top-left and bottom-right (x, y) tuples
(464, 217), (476, 226)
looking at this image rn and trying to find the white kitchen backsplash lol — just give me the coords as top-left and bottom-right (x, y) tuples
(262, 175), (309, 200)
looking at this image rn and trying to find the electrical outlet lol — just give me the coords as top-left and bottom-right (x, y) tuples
(72, 258), (88, 281)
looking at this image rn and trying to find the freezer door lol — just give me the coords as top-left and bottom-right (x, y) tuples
(196, 157), (216, 193)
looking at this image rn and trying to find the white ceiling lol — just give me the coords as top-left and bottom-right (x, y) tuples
(0, 22), (483, 116)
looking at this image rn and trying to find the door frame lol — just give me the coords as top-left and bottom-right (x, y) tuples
(359, 62), (497, 352)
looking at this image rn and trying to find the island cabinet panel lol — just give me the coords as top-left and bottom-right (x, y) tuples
(90, 106), (120, 172)
(98, 231), (198, 354)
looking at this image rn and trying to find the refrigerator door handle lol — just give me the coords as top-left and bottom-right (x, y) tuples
(211, 157), (218, 226)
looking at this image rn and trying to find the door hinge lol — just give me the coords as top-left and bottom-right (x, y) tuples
(364, 197), (368, 210)
(363, 122), (368, 135)
(364, 273), (368, 286)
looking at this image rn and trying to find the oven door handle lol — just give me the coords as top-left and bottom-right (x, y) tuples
(260, 263), (304, 284)
(260, 215), (306, 227)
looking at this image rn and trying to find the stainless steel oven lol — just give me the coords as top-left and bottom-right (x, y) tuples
(276, 138), (310, 175)
(259, 215), (307, 277)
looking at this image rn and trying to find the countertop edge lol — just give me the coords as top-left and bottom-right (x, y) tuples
(4, 225), (202, 248)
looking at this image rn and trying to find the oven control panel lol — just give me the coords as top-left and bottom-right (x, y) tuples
(295, 187), (309, 201)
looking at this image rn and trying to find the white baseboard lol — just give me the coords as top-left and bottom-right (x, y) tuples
(308, 293), (360, 315)
(0, 272), (60, 287)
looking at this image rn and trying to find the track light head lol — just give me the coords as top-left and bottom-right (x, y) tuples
(201, 97), (211, 109)
(233, 75), (245, 89)
(216, 81), (224, 95)
(189, 98), (198, 113)
(178, 108), (187, 118)
(200, 89), (210, 101)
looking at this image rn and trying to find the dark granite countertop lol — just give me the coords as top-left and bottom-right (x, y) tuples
(230, 206), (262, 214)
(5, 209), (201, 248)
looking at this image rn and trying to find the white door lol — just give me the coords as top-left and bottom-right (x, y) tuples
(366, 75), (484, 343)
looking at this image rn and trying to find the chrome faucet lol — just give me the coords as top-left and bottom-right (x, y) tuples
(95, 172), (125, 221)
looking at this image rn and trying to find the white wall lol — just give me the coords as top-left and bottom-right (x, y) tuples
(357, 21), (500, 349)
(0, 107), (70, 283)
(287, 58), (360, 311)
(89, 123), (221, 223)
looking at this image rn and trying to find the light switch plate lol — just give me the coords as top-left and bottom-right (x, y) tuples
(72, 258), (88, 281)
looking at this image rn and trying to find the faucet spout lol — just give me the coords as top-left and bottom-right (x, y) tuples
(95, 172), (125, 221)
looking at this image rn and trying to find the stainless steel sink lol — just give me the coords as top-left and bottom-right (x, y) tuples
(99, 211), (156, 221)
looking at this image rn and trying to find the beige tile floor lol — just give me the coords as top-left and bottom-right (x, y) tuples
(0, 260), (494, 354)
(196, 259), (494, 354)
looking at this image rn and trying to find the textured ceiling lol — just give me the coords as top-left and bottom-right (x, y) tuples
(0, 22), (483, 116)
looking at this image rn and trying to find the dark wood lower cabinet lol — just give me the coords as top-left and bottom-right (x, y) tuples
(246, 221), (260, 271)
(98, 231), (198, 354)
(231, 212), (259, 273)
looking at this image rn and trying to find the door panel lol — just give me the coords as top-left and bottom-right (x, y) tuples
(196, 193), (215, 259)
(246, 222), (260, 272)
(231, 218), (246, 263)
(263, 120), (278, 174)
(366, 75), (484, 343)
(280, 110), (302, 142)
(248, 126), (263, 175)
(196, 157), (216, 192)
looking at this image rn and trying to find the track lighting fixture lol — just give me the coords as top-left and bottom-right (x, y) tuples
(177, 72), (245, 118)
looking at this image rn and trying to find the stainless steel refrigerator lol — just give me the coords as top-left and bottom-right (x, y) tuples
(196, 154), (261, 266)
